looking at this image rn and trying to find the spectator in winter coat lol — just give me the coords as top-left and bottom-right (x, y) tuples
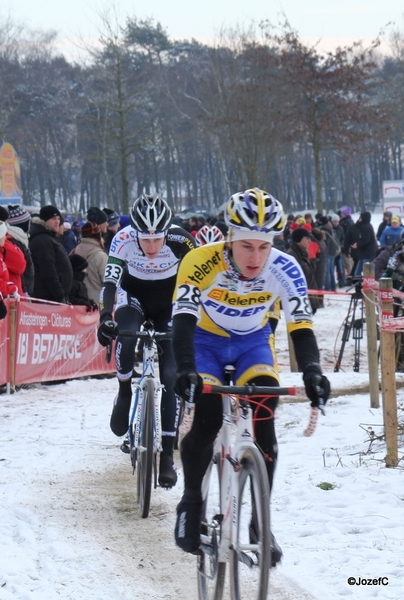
(0, 206), (26, 297)
(331, 214), (346, 287)
(287, 228), (321, 314)
(73, 222), (108, 305)
(283, 213), (295, 249)
(60, 221), (78, 255)
(102, 208), (121, 253)
(68, 254), (97, 310)
(379, 216), (404, 248)
(352, 212), (378, 276)
(6, 205), (35, 295)
(188, 216), (200, 237)
(376, 211), (392, 242)
(318, 217), (340, 291)
(0, 220), (19, 319)
(0, 206), (28, 296)
(311, 227), (326, 308)
(343, 221), (360, 277)
(29, 205), (73, 303)
(339, 206), (355, 276)
(87, 207), (108, 234)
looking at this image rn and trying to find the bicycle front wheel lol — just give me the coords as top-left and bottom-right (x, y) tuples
(137, 378), (156, 518)
(197, 452), (226, 600)
(229, 447), (271, 600)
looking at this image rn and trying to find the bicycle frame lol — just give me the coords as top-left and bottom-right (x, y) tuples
(201, 392), (263, 564)
(130, 336), (163, 458)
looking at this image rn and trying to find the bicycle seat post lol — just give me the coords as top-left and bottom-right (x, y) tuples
(224, 365), (235, 385)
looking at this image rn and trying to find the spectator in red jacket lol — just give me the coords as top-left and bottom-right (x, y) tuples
(0, 221), (19, 318)
(0, 213), (26, 296)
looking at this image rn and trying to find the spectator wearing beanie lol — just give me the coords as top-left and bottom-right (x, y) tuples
(86, 207), (108, 234)
(0, 207), (26, 297)
(0, 220), (20, 319)
(287, 228), (321, 314)
(29, 205), (73, 303)
(102, 207), (121, 253)
(6, 205), (34, 295)
(379, 215), (404, 248)
(73, 221), (108, 305)
(68, 254), (97, 310)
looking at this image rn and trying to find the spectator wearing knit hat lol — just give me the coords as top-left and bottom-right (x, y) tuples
(29, 205), (73, 303)
(102, 207), (121, 253)
(73, 222), (108, 305)
(0, 207), (27, 296)
(86, 207), (108, 234)
(6, 205), (34, 295)
(68, 254), (97, 310)
(0, 221), (19, 319)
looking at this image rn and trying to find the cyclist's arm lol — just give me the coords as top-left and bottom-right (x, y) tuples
(99, 257), (125, 318)
(172, 313), (198, 372)
(289, 328), (320, 372)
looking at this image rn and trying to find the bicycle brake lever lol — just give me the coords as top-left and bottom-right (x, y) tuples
(317, 393), (326, 416)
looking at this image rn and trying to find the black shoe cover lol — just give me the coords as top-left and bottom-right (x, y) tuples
(158, 454), (177, 488)
(175, 489), (203, 553)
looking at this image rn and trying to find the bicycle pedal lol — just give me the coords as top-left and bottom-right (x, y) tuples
(120, 440), (130, 454)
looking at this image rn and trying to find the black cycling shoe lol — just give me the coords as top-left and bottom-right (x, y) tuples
(249, 519), (283, 566)
(271, 533), (283, 566)
(158, 454), (178, 488)
(120, 437), (130, 454)
(110, 380), (132, 437)
(175, 489), (203, 553)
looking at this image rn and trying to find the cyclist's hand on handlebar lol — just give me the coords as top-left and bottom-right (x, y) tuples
(97, 315), (119, 347)
(175, 369), (203, 403)
(303, 364), (330, 411)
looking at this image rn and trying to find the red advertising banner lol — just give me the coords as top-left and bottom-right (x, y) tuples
(12, 300), (115, 384)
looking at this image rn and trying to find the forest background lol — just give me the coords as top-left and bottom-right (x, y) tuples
(1, 13), (404, 217)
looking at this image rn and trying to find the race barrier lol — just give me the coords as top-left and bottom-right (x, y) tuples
(0, 297), (115, 388)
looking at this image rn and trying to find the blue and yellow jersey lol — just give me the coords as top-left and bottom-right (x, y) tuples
(172, 243), (313, 338)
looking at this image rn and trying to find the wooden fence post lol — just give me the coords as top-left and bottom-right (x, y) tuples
(9, 299), (17, 394)
(378, 277), (398, 467)
(363, 263), (379, 408)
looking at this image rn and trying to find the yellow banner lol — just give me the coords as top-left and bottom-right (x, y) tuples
(0, 142), (22, 201)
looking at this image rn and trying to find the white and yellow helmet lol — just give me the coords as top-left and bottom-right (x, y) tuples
(225, 188), (286, 238)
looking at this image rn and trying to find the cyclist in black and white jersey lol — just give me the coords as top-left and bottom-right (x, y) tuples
(97, 194), (195, 488)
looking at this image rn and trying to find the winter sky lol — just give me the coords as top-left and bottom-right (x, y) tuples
(4, 0), (404, 60)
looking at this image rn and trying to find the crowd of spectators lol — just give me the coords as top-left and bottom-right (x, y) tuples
(0, 203), (126, 315)
(1, 199), (404, 321)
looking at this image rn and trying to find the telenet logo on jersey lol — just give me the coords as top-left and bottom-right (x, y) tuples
(207, 289), (271, 305)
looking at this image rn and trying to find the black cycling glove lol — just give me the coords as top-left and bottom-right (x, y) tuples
(303, 364), (330, 410)
(97, 315), (119, 347)
(175, 367), (204, 404)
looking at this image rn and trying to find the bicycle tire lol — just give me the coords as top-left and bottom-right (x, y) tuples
(197, 453), (226, 600)
(229, 446), (271, 600)
(137, 378), (155, 518)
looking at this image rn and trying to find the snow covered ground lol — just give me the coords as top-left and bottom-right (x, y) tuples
(1, 212), (404, 599)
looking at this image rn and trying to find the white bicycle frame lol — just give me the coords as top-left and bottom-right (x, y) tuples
(201, 391), (264, 563)
(130, 328), (165, 457)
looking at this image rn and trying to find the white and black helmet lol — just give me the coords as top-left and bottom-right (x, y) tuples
(194, 224), (225, 246)
(225, 188), (286, 234)
(130, 193), (172, 234)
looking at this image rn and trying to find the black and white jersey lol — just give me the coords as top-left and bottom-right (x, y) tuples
(100, 225), (195, 315)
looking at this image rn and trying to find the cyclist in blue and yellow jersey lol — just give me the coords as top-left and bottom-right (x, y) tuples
(171, 188), (330, 562)
(96, 194), (195, 488)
